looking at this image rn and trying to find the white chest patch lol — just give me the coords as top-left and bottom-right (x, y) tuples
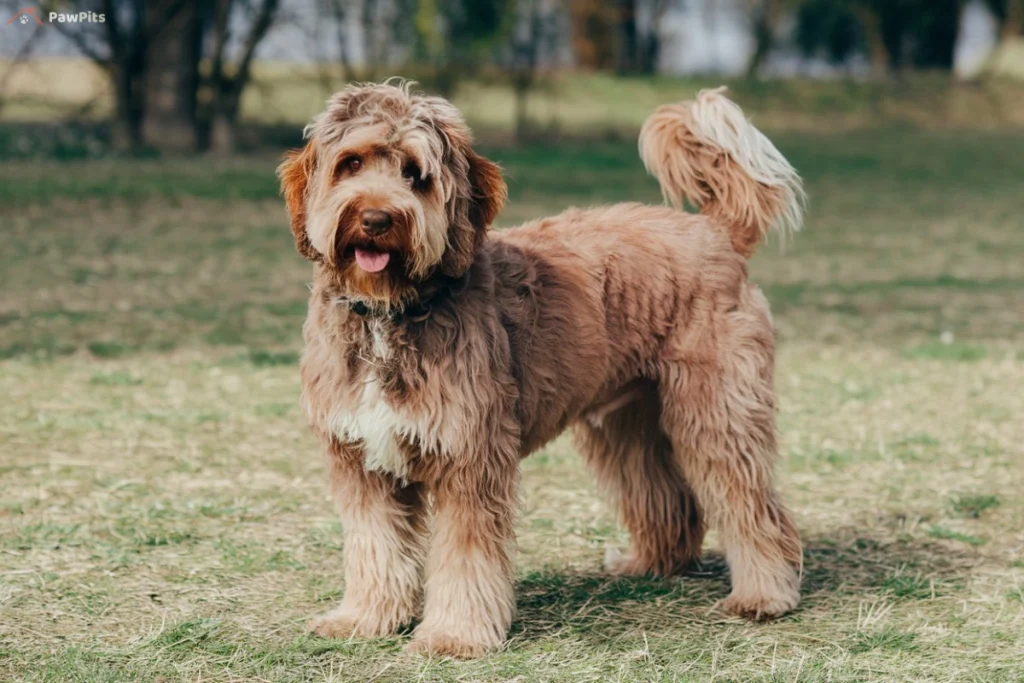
(328, 374), (416, 478)
(368, 318), (391, 361)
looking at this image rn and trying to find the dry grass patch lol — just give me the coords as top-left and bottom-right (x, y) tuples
(1, 348), (1022, 681)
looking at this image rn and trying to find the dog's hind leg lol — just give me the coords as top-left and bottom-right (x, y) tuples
(657, 286), (802, 620)
(574, 381), (705, 577)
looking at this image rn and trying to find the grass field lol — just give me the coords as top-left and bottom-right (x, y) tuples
(1, 126), (1023, 681)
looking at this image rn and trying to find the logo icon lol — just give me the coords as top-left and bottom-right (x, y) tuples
(6, 7), (44, 25)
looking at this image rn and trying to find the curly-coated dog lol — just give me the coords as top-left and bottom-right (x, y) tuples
(278, 81), (805, 658)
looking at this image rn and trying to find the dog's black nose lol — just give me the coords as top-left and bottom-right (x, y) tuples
(361, 209), (393, 236)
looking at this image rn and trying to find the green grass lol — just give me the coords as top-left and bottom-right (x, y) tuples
(927, 526), (986, 546)
(904, 341), (989, 362)
(847, 627), (920, 654)
(950, 494), (1001, 519)
(2, 123), (1024, 681)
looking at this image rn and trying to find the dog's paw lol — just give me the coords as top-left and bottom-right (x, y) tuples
(719, 587), (799, 621)
(308, 606), (405, 639)
(604, 545), (690, 577)
(603, 546), (645, 576)
(404, 626), (500, 659)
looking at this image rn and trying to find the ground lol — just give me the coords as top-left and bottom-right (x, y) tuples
(1, 127), (1023, 682)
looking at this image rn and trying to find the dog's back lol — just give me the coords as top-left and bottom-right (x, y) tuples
(490, 88), (804, 389)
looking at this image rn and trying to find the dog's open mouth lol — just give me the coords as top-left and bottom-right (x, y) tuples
(353, 247), (391, 273)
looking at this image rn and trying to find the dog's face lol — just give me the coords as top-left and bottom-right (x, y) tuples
(279, 82), (507, 308)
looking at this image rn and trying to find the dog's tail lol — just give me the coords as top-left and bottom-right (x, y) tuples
(639, 87), (804, 258)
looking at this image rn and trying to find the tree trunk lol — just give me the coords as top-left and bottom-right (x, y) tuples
(208, 111), (237, 156)
(199, 0), (278, 155)
(912, 0), (963, 70)
(746, 0), (781, 79)
(617, 0), (638, 74)
(1004, 0), (1024, 38)
(111, 68), (136, 152)
(513, 78), (530, 142)
(109, 56), (147, 152)
(876, 0), (909, 73)
(569, 0), (618, 70)
(329, 0), (353, 82)
(512, 0), (543, 143)
(362, 0), (380, 80)
(853, 4), (892, 77)
(639, 31), (659, 74)
(142, 0), (201, 152)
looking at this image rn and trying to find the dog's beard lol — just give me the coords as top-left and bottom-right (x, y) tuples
(323, 201), (449, 310)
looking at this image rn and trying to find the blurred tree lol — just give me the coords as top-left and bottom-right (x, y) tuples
(142, 0), (202, 152)
(795, 0), (967, 74)
(847, 1), (888, 74)
(617, 0), (669, 74)
(49, 0), (279, 153)
(361, 0), (389, 79)
(413, 0), (511, 97)
(46, 0), (186, 151)
(511, 0), (542, 140)
(321, 0), (353, 82)
(1007, 0), (1024, 36)
(568, 0), (618, 69)
(509, 0), (562, 140)
(746, 0), (786, 77)
(910, 0), (963, 70)
(0, 11), (44, 118)
(984, 0), (1024, 38)
(198, 0), (281, 154)
(568, 0), (669, 74)
(795, 0), (864, 67)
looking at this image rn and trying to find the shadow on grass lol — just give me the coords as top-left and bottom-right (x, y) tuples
(509, 534), (973, 644)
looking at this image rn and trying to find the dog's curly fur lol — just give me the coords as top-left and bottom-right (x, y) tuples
(279, 80), (805, 658)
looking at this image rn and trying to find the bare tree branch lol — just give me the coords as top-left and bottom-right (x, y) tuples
(210, 0), (233, 93)
(101, 0), (124, 62)
(141, 0), (191, 47)
(228, 0), (280, 104)
(329, 0), (353, 82)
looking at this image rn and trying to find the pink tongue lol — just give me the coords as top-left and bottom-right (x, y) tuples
(354, 248), (391, 273)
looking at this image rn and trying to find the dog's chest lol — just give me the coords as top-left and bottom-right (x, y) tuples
(328, 373), (417, 478)
(325, 319), (438, 478)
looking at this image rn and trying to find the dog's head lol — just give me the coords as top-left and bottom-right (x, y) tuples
(279, 80), (506, 309)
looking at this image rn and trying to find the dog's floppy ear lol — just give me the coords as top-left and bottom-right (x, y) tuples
(467, 150), (507, 232)
(278, 140), (319, 261)
(441, 148), (507, 277)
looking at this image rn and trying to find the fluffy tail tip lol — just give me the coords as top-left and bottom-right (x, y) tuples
(639, 87), (805, 257)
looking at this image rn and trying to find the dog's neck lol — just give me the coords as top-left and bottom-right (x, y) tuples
(327, 270), (468, 325)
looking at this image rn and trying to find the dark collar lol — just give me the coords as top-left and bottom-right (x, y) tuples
(340, 273), (466, 323)
(345, 298), (428, 322)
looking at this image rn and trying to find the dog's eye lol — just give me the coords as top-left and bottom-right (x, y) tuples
(402, 163), (429, 190)
(336, 156), (362, 179)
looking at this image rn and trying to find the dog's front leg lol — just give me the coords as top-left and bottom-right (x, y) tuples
(406, 449), (519, 658)
(309, 438), (428, 639)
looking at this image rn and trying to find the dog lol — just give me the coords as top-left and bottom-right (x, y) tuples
(278, 80), (805, 658)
